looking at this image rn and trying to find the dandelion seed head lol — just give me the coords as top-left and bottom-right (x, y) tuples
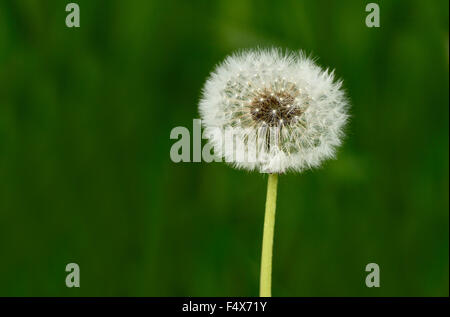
(199, 48), (349, 173)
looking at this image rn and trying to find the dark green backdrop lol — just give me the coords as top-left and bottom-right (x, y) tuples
(0, 0), (448, 296)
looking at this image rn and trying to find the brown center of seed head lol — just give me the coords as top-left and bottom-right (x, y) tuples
(250, 90), (302, 127)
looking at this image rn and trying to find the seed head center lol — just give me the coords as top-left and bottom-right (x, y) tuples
(250, 90), (302, 126)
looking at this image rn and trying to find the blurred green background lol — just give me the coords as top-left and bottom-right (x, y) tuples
(0, 0), (448, 296)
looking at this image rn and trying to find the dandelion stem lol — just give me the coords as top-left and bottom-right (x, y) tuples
(259, 173), (278, 297)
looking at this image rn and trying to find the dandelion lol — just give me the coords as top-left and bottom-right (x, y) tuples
(199, 48), (349, 296)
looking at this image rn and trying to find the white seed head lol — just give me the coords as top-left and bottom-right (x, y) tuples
(199, 48), (349, 173)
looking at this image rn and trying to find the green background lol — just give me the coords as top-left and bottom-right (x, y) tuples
(0, 0), (448, 296)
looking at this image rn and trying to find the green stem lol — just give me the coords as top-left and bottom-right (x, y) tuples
(259, 173), (278, 297)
